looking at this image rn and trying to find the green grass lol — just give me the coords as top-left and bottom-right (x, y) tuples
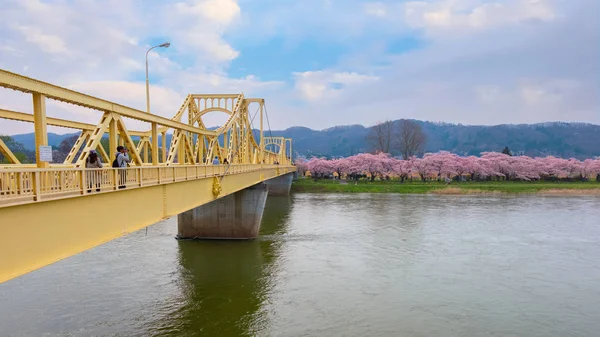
(291, 178), (600, 194)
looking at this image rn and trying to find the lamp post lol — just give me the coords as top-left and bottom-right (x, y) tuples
(145, 42), (170, 114)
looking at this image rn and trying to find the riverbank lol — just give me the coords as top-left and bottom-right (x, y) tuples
(291, 178), (600, 195)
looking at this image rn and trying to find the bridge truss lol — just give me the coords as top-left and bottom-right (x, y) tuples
(0, 69), (291, 169)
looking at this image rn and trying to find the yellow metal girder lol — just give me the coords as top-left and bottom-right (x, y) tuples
(0, 137), (20, 164)
(135, 137), (147, 156)
(0, 69), (216, 137)
(74, 112), (112, 167)
(195, 135), (205, 164)
(165, 131), (182, 165)
(0, 167), (294, 284)
(192, 94), (241, 99)
(183, 134), (196, 164)
(97, 142), (110, 163)
(113, 114), (144, 166)
(0, 108), (151, 137)
(63, 131), (89, 164)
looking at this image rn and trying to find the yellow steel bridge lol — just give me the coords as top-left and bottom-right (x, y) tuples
(0, 69), (295, 284)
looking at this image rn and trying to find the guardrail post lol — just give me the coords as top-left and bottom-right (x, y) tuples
(33, 171), (41, 201)
(16, 172), (23, 196)
(138, 168), (143, 187)
(113, 169), (118, 190)
(80, 169), (86, 195)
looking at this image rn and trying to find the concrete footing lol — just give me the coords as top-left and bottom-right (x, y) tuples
(265, 172), (294, 196)
(177, 182), (268, 239)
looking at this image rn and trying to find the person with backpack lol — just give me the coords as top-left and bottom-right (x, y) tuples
(85, 149), (103, 192)
(112, 146), (131, 189)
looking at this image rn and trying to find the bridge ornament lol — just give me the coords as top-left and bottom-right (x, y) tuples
(212, 176), (222, 197)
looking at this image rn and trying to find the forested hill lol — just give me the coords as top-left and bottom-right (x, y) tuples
(267, 121), (600, 159)
(6, 121), (600, 160)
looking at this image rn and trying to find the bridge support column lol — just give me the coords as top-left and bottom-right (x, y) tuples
(265, 172), (294, 196)
(177, 182), (268, 239)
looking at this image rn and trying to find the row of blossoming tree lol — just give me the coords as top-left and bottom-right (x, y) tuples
(295, 152), (600, 182)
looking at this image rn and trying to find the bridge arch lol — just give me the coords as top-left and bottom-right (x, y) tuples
(193, 107), (234, 128)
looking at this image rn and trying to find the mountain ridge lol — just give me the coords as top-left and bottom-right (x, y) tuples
(5, 120), (600, 160)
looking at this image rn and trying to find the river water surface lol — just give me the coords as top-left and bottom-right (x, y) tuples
(1, 194), (599, 337)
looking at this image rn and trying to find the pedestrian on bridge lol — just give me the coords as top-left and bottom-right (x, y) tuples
(85, 150), (103, 192)
(212, 156), (220, 165)
(114, 146), (131, 189)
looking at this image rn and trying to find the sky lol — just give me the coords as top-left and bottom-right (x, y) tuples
(0, 0), (598, 135)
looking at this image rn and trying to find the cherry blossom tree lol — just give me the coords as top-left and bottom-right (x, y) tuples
(294, 157), (308, 176)
(582, 159), (600, 180)
(330, 158), (350, 179)
(411, 157), (432, 181)
(392, 158), (413, 182)
(307, 157), (334, 180)
(301, 151), (600, 183)
(481, 152), (513, 180)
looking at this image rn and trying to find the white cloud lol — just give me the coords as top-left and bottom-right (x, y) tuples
(174, 0), (241, 25)
(474, 85), (504, 104)
(365, 2), (387, 17)
(11, 25), (70, 56)
(169, 0), (241, 62)
(293, 71), (378, 101)
(404, 0), (557, 34)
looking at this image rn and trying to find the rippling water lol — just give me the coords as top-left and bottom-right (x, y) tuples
(1, 194), (599, 337)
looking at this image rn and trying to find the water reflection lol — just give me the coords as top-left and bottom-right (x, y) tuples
(261, 196), (293, 236)
(149, 196), (294, 337)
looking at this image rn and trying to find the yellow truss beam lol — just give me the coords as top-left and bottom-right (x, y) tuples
(113, 114), (144, 166)
(74, 112), (112, 167)
(63, 131), (89, 164)
(0, 69), (216, 137)
(183, 134), (196, 164)
(97, 142), (109, 163)
(191, 94), (240, 99)
(0, 68), (293, 168)
(0, 137), (20, 164)
(0, 108), (147, 136)
(165, 130), (182, 165)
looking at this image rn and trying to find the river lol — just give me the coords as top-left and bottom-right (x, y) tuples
(1, 194), (599, 337)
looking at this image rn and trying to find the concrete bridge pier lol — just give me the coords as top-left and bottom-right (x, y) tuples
(265, 172), (294, 196)
(177, 182), (268, 240)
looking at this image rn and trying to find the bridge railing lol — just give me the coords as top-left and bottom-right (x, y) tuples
(0, 164), (291, 207)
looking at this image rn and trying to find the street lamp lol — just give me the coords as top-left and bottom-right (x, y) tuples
(145, 42), (170, 114)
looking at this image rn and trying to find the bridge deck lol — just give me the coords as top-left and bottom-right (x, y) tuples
(0, 164), (295, 283)
(0, 164), (284, 207)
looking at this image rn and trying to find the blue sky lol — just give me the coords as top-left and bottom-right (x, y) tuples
(0, 0), (598, 135)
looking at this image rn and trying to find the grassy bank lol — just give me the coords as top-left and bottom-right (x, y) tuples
(291, 178), (600, 195)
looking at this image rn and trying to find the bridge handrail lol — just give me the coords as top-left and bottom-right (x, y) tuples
(0, 164), (294, 208)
